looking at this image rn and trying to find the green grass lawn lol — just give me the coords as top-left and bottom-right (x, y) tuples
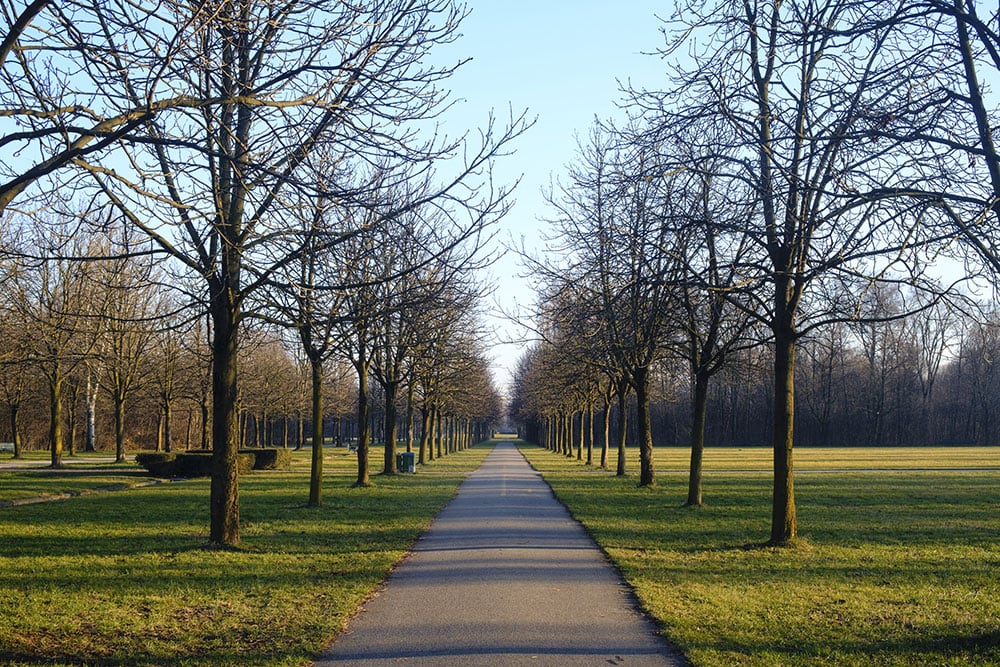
(0, 443), (492, 667)
(0, 468), (158, 505)
(520, 444), (1000, 666)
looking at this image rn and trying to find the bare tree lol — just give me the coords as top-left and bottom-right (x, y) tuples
(656, 0), (968, 543)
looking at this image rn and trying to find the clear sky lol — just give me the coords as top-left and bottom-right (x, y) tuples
(432, 2), (672, 392)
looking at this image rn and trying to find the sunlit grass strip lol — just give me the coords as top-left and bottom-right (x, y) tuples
(580, 444), (1000, 472)
(521, 443), (1000, 666)
(0, 446), (371, 503)
(0, 469), (165, 504)
(0, 443), (493, 667)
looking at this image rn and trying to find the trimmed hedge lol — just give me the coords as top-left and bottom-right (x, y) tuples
(134, 452), (176, 477)
(240, 447), (292, 470)
(134, 450), (259, 477)
(175, 451), (255, 477)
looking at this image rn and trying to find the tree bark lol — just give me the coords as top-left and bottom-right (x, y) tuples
(586, 404), (594, 465)
(405, 383), (415, 454)
(601, 396), (611, 469)
(687, 370), (710, 506)
(85, 373), (97, 453)
(10, 403), (22, 459)
(163, 400), (173, 453)
(616, 384), (628, 476)
(418, 405), (431, 464)
(355, 363), (371, 486)
(382, 381), (398, 474)
(66, 378), (79, 457)
(209, 299), (240, 547)
(634, 365), (655, 487)
(295, 409), (303, 450)
(48, 375), (63, 468)
(308, 357), (324, 506)
(771, 302), (797, 545)
(114, 394), (126, 463)
(200, 396), (210, 450)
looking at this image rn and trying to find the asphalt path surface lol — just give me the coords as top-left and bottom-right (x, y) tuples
(314, 441), (685, 666)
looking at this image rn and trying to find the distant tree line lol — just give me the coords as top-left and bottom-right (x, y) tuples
(514, 299), (1000, 450)
(510, 0), (1000, 545)
(0, 272), (501, 461)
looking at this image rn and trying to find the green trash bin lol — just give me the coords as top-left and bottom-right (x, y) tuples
(396, 451), (415, 473)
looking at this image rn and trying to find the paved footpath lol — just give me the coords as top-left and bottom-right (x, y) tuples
(314, 441), (685, 666)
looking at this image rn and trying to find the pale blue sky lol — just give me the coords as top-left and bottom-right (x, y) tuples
(434, 2), (671, 390)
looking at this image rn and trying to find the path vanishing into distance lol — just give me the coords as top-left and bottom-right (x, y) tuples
(314, 440), (686, 666)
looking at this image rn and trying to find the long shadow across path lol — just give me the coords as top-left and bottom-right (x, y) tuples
(314, 440), (686, 666)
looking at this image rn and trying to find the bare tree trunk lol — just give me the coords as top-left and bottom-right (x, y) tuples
(586, 404), (594, 465)
(155, 409), (164, 452)
(564, 413), (572, 457)
(405, 382), (415, 454)
(209, 302), (240, 547)
(10, 404), (22, 459)
(113, 394), (127, 463)
(309, 357), (324, 506)
(687, 371), (710, 506)
(382, 382), (398, 474)
(601, 396), (611, 469)
(85, 372), (97, 453)
(771, 304), (797, 545)
(355, 365), (371, 487)
(435, 407), (443, 459)
(200, 398), (210, 450)
(616, 382), (628, 476)
(66, 378), (79, 457)
(156, 409), (164, 452)
(164, 399), (173, 453)
(49, 375), (63, 468)
(634, 366), (655, 487)
(418, 405), (431, 465)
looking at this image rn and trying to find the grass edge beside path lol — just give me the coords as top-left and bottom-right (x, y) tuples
(0, 442), (494, 667)
(518, 442), (1000, 667)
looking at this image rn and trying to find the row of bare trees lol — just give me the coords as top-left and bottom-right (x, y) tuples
(512, 0), (1000, 546)
(0, 218), (503, 485)
(514, 295), (1000, 447)
(1, 0), (521, 545)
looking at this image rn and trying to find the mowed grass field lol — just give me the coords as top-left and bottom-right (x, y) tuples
(0, 452), (159, 505)
(519, 444), (1000, 666)
(0, 444), (492, 667)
